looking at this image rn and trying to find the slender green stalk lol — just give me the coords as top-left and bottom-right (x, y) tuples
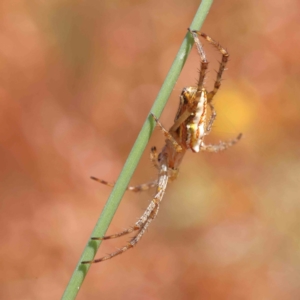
(62, 1), (213, 299)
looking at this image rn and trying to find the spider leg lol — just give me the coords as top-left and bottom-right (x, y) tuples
(91, 225), (140, 240)
(188, 28), (208, 91)
(201, 133), (242, 152)
(191, 31), (229, 102)
(91, 146), (160, 192)
(82, 155), (169, 264)
(205, 103), (217, 135)
(150, 146), (159, 169)
(168, 108), (195, 135)
(90, 176), (157, 192)
(151, 113), (183, 152)
(85, 200), (161, 264)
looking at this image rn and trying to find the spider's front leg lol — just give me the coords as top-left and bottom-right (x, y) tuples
(82, 154), (169, 264)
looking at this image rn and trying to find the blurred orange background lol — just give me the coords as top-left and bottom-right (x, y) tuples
(1, 0), (300, 299)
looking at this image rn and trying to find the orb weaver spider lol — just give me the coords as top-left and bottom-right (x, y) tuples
(82, 29), (242, 264)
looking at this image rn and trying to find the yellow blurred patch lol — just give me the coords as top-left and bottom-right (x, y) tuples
(212, 81), (257, 134)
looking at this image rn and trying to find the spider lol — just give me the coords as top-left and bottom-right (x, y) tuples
(82, 29), (242, 264)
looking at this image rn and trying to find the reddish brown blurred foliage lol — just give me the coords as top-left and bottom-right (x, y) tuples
(1, 0), (300, 299)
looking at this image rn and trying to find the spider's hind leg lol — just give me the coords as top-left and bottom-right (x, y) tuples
(188, 28), (208, 91)
(150, 113), (183, 152)
(205, 103), (217, 135)
(201, 133), (242, 153)
(150, 146), (159, 169)
(192, 31), (229, 102)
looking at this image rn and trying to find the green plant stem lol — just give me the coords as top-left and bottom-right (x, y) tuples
(62, 1), (213, 299)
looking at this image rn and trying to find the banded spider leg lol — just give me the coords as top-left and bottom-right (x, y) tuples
(90, 146), (159, 193)
(82, 29), (242, 264)
(82, 149), (169, 263)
